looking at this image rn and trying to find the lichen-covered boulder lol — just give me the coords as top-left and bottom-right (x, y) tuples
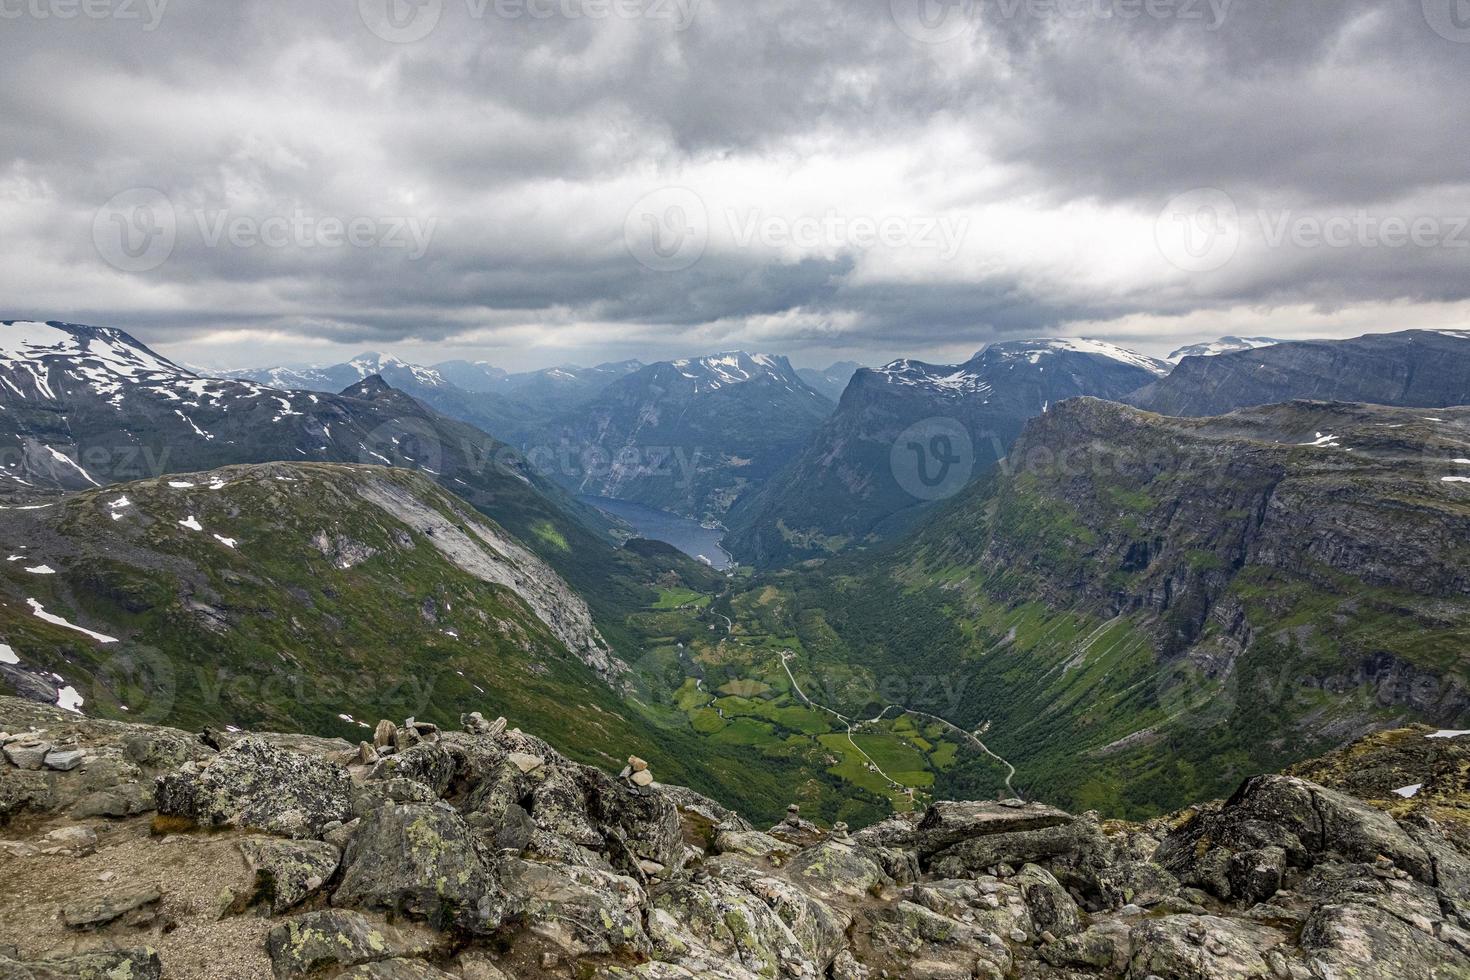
(1013, 864), (1084, 939)
(457, 729), (682, 875)
(785, 841), (891, 902)
(1128, 915), (1288, 980)
(501, 858), (650, 957)
(1039, 921), (1132, 973)
(911, 800), (1074, 859)
(338, 960), (459, 980)
(649, 876), (814, 978)
(0, 947), (164, 979)
(1155, 775), (1435, 900)
(155, 736), (353, 839)
(265, 909), (440, 979)
(850, 900), (1010, 980)
(334, 803), (501, 933)
(368, 742), (457, 797)
(709, 859), (851, 971)
(236, 837), (341, 914)
(1295, 866), (1470, 979)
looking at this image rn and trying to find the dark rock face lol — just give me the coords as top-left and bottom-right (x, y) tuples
(1128, 329), (1470, 417)
(155, 736), (354, 839)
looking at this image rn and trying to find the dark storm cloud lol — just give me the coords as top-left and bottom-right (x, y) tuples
(0, 0), (1465, 366)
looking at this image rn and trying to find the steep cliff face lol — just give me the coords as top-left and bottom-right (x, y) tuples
(725, 340), (1168, 566)
(1128, 329), (1470, 417)
(952, 398), (1470, 641)
(738, 398), (1470, 815)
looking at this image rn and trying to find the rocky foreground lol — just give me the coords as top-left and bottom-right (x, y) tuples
(2, 697), (1469, 979)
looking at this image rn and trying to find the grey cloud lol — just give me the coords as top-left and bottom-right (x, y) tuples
(0, 0), (1464, 365)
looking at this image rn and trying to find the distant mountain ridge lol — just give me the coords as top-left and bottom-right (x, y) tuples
(539, 351), (834, 519)
(1166, 335), (1287, 361)
(724, 338), (1169, 565)
(796, 361), (864, 401)
(1130, 329), (1470, 417)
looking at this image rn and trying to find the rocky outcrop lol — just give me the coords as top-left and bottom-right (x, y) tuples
(155, 736), (354, 838)
(4, 697), (1470, 978)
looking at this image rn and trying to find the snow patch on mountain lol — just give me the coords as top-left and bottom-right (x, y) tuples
(1168, 336), (1288, 362)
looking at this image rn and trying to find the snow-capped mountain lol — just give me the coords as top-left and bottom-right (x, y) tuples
(1131, 329), (1470, 417)
(0, 323), (597, 545)
(724, 338), (1167, 566)
(1167, 336), (1287, 361)
(872, 339), (1167, 400)
(664, 351), (824, 397)
(220, 352), (448, 394)
(539, 351), (833, 519)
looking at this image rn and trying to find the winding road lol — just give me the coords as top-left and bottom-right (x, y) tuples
(778, 650), (1019, 799)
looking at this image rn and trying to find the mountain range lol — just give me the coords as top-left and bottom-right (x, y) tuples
(1131, 329), (1470, 417)
(724, 339), (1170, 565)
(537, 352), (834, 519)
(4, 318), (1470, 830)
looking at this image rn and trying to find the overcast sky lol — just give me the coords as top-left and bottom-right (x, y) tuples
(1, 0), (1467, 371)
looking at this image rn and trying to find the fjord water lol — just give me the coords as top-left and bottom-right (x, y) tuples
(578, 495), (733, 570)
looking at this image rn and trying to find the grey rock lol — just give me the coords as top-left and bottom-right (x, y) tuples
(338, 961), (458, 980)
(373, 720), (397, 750)
(335, 803), (501, 934)
(3, 739), (51, 770)
(1156, 776), (1435, 900)
(1129, 914), (1288, 980)
(61, 885), (163, 929)
(0, 947), (163, 979)
(786, 841), (891, 902)
(501, 857), (649, 957)
(41, 826), (97, 856)
(912, 800), (1075, 858)
(265, 909), (438, 979)
(43, 749), (84, 772)
(368, 742), (456, 796)
(236, 837), (340, 914)
(155, 736), (353, 839)
(1014, 864), (1083, 939)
